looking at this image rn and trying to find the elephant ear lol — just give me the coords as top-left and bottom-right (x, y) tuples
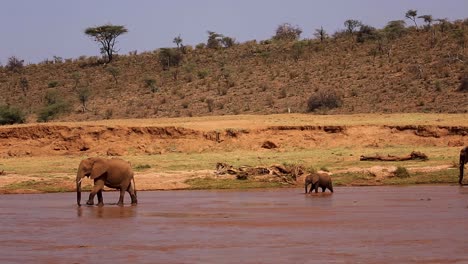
(90, 158), (109, 179)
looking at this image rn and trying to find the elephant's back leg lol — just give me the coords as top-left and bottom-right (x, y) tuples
(127, 178), (138, 204)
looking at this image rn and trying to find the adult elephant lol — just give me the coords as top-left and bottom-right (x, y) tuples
(460, 146), (468, 185)
(304, 173), (334, 193)
(76, 157), (137, 206)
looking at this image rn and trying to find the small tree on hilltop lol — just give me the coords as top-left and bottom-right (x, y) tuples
(384, 20), (407, 40)
(84, 24), (128, 63)
(344, 19), (362, 35)
(173, 35), (183, 49)
(6, 56), (24, 72)
(418, 15), (433, 30)
(207, 31), (222, 49)
(405, 9), (418, 29)
(273, 23), (302, 41)
(314, 26), (328, 42)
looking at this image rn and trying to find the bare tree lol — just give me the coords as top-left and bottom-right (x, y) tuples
(314, 26), (328, 42)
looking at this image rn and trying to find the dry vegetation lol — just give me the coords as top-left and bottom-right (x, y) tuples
(0, 113), (466, 193)
(0, 16), (467, 193)
(0, 19), (467, 124)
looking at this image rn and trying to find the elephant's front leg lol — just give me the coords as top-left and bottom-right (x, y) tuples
(97, 190), (104, 206)
(87, 179), (105, 205)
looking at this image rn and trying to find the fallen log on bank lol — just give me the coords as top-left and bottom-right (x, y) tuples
(360, 151), (428, 161)
(215, 162), (305, 183)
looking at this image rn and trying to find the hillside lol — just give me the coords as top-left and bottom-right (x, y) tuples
(0, 21), (467, 123)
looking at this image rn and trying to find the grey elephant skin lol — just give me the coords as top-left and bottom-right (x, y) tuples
(304, 173), (334, 194)
(76, 157), (137, 206)
(460, 146), (468, 185)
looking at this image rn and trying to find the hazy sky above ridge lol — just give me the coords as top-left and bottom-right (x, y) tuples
(0, 0), (467, 64)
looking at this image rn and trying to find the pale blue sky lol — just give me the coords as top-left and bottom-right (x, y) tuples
(1, 0), (467, 64)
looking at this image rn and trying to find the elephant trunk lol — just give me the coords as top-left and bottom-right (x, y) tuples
(76, 168), (85, 206)
(76, 179), (82, 206)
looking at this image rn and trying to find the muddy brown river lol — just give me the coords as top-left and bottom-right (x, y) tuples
(1, 186), (468, 263)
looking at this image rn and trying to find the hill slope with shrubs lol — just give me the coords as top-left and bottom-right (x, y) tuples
(0, 18), (467, 124)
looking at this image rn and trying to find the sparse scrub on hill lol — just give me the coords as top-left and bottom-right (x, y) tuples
(6, 56), (24, 72)
(307, 90), (342, 112)
(77, 86), (91, 112)
(38, 89), (71, 122)
(273, 23), (302, 41)
(0, 105), (25, 125)
(1, 14), (467, 121)
(206, 31), (235, 49)
(144, 78), (158, 93)
(48, 81), (59, 88)
(19, 77), (29, 95)
(314, 26), (328, 42)
(344, 19), (362, 38)
(383, 20), (407, 40)
(458, 77), (468, 92)
(105, 66), (120, 85)
(159, 48), (183, 69)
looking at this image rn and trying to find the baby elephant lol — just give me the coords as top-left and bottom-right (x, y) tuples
(304, 173), (334, 194)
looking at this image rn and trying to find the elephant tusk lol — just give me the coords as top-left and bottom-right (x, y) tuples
(77, 178), (83, 184)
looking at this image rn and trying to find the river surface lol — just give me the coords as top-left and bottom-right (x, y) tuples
(1, 186), (468, 263)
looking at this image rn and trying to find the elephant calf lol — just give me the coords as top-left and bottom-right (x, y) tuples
(304, 173), (334, 194)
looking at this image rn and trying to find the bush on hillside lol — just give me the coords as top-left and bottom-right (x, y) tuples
(356, 25), (378, 43)
(458, 77), (468, 92)
(159, 48), (183, 70)
(307, 90), (342, 112)
(0, 105), (25, 125)
(37, 101), (70, 122)
(6, 56), (24, 72)
(273, 23), (302, 41)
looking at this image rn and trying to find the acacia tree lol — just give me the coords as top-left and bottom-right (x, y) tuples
(84, 24), (128, 63)
(405, 9), (418, 29)
(344, 19), (362, 35)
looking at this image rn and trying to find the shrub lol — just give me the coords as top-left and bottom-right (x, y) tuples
(158, 48), (183, 69)
(37, 101), (70, 122)
(384, 20), (407, 39)
(144, 78), (158, 93)
(273, 23), (302, 41)
(394, 166), (410, 178)
(356, 25), (378, 43)
(197, 69), (209, 79)
(206, 98), (214, 112)
(77, 87), (91, 112)
(48, 81), (59, 88)
(0, 105), (25, 125)
(6, 56), (24, 72)
(458, 77), (468, 92)
(306, 90), (342, 112)
(44, 89), (60, 105)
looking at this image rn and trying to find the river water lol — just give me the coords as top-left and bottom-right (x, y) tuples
(1, 186), (467, 263)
